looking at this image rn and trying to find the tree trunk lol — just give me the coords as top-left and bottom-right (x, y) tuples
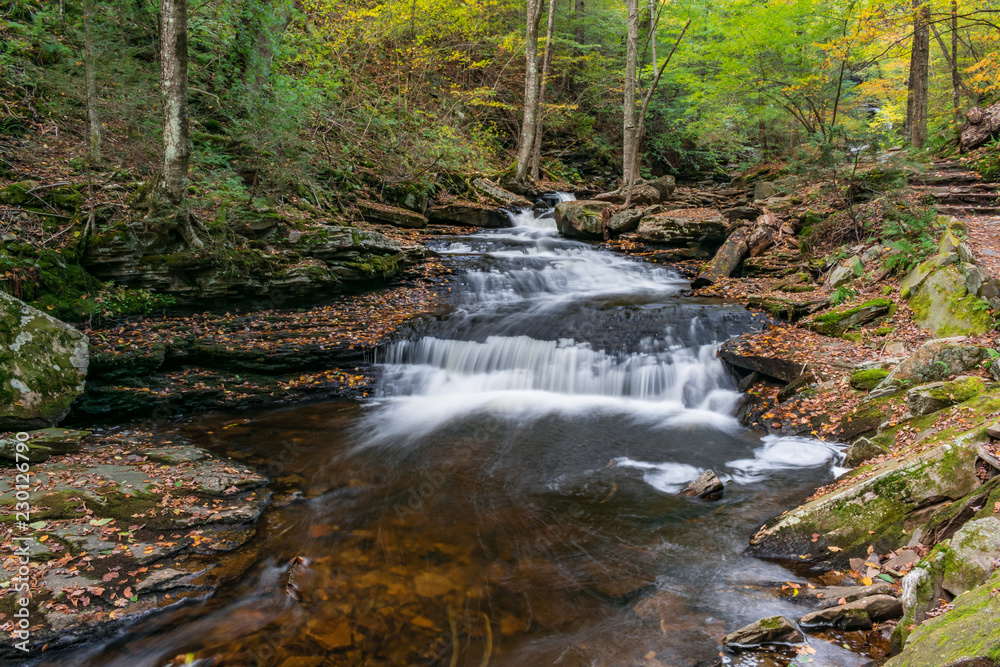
(622, 0), (639, 190)
(158, 0), (191, 207)
(905, 0), (930, 148)
(83, 0), (100, 164)
(951, 0), (960, 122)
(649, 0), (657, 78)
(530, 0), (557, 180)
(514, 0), (544, 182)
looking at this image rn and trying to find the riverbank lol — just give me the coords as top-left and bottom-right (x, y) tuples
(4, 156), (1000, 665)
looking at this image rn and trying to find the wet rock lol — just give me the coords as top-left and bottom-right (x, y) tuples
(806, 298), (891, 337)
(555, 200), (616, 238)
(907, 376), (987, 416)
(0, 291), (89, 430)
(882, 549), (920, 574)
(722, 205), (759, 221)
(719, 342), (809, 384)
(0, 427), (88, 463)
(683, 470), (724, 498)
(722, 616), (803, 649)
(799, 595), (902, 629)
(692, 227), (749, 288)
(843, 437), (890, 467)
(425, 202), (508, 228)
(356, 199), (427, 228)
(637, 209), (727, 252)
(471, 178), (532, 208)
(794, 582), (892, 607)
(748, 439), (981, 564)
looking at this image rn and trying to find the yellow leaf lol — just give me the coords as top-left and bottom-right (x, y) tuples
(828, 546), (843, 552)
(862, 576), (873, 586)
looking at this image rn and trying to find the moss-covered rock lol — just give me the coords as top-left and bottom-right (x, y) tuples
(876, 337), (989, 391)
(0, 292), (89, 430)
(886, 569), (1000, 667)
(850, 368), (890, 390)
(554, 200), (616, 239)
(908, 265), (994, 337)
(943, 517), (1000, 596)
(907, 376), (988, 416)
(747, 438), (981, 566)
(808, 298), (892, 336)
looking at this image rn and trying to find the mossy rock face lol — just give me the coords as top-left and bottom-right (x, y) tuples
(747, 439), (981, 566)
(0, 292), (89, 430)
(907, 376), (988, 416)
(554, 200), (616, 239)
(0, 180), (41, 206)
(943, 517), (1000, 596)
(907, 264), (993, 338)
(877, 337), (990, 390)
(886, 569), (1000, 667)
(850, 368), (890, 390)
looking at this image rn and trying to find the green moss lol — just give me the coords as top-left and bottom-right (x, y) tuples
(758, 616), (783, 630)
(814, 298), (893, 324)
(874, 326), (895, 336)
(850, 368), (890, 390)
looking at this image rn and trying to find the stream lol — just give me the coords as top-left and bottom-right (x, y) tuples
(46, 199), (871, 667)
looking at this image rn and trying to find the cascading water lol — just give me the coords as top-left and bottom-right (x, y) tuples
(51, 196), (866, 667)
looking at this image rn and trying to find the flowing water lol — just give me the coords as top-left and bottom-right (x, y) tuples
(45, 200), (870, 667)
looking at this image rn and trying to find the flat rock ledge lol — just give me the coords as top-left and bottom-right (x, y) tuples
(0, 431), (271, 659)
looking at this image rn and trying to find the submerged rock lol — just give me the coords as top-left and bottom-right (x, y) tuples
(0, 291), (89, 430)
(683, 470), (724, 498)
(722, 615), (803, 649)
(799, 594), (902, 629)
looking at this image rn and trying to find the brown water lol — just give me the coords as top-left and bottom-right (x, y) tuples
(44, 208), (870, 667)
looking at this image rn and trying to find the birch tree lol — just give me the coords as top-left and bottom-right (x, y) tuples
(622, 0), (639, 189)
(530, 0), (557, 180)
(514, 0), (545, 182)
(157, 0), (191, 207)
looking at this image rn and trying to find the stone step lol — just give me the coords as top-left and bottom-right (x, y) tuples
(937, 205), (1000, 216)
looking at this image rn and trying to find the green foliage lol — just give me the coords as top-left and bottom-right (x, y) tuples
(880, 206), (940, 273)
(92, 284), (177, 317)
(831, 286), (855, 306)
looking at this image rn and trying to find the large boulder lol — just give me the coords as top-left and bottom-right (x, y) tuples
(910, 266), (993, 338)
(943, 517), (1000, 596)
(0, 292), (89, 430)
(471, 178), (532, 208)
(425, 202), (508, 228)
(886, 570), (1000, 667)
(606, 208), (645, 236)
(747, 438), (981, 565)
(637, 208), (727, 254)
(554, 200), (616, 239)
(877, 337), (990, 389)
(960, 102), (1000, 152)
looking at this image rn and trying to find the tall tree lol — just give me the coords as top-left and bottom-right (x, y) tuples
(622, 0), (639, 189)
(530, 0), (557, 180)
(905, 0), (930, 148)
(157, 0), (191, 208)
(83, 0), (100, 164)
(514, 0), (544, 182)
